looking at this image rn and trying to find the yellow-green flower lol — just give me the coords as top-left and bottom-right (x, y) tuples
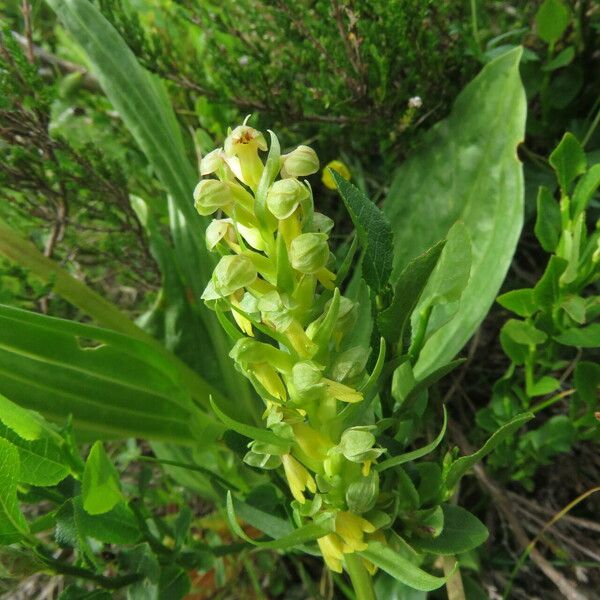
(281, 454), (317, 504)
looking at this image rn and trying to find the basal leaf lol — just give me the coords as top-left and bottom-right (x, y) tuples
(384, 48), (526, 377)
(360, 542), (447, 592)
(445, 412), (533, 489)
(0, 304), (217, 444)
(331, 171), (393, 293)
(412, 505), (488, 555)
(82, 442), (122, 515)
(0, 439), (29, 545)
(45, 0), (252, 415)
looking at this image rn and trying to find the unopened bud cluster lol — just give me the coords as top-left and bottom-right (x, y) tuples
(195, 120), (385, 573)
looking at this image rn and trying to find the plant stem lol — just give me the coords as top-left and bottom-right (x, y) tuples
(345, 554), (376, 600)
(470, 0), (481, 54)
(442, 556), (466, 600)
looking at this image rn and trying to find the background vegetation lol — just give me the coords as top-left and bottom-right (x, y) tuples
(0, 0), (599, 598)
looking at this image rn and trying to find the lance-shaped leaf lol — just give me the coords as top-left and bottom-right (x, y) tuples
(331, 171), (393, 293)
(384, 48), (526, 377)
(45, 0), (253, 415)
(444, 412), (533, 489)
(0, 305), (221, 444)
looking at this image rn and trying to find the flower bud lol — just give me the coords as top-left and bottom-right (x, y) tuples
(194, 179), (234, 216)
(308, 212), (334, 234)
(322, 159), (351, 190)
(330, 426), (384, 464)
(329, 346), (369, 383)
(290, 361), (325, 402)
(212, 254), (257, 296)
(266, 179), (310, 220)
(280, 145), (319, 178)
(205, 219), (235, 251)
(200, 148), (229, 176)
(346, 470), (379, 514)
(289, 233), (330, 274)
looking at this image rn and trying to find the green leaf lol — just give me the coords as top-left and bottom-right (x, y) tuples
(377, 407), (447, 472)
(377, 241), (445, 347)
(0, 438), (29, 544)
(226, 492), (329, 549)
(331, 171), (393, 293)
(533, 256), (568, 310)
(419, 223), (472, 306)
(210, 398), (289, 447)
(412, 505), (488, 555)
(0, 423), (69, 487)
(73, 497), (140, 545)
(555, 323), (600, 348)
(445, 412), (533, 489)
(159, 566), (190, 600)
(360, 542), (447, 592)
(82, 442), (122, 515)
(534, 186), (562, 252)
(497, 288), (537, 317)
(542, 46), (575, 71)
(384, 48), (526, 378)
(535, 0), (570, 44)
(58, 585), (112, 600)
(502, 319), (547, 346)
(527, 375), (560, 397)
(574, 361), (600, 407)
(572, 164), (600, 218)
(0, 304), (216, 443)
(0, 392), (50, 442)
(549, 132), (586, 194)
(561, 295), (586, 324)
(45, 0), (251, 416)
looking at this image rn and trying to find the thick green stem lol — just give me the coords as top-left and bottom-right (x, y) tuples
(345, 553), (376, 600)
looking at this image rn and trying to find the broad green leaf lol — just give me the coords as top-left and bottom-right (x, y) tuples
(82, 442), (122, 515)
(572, 164), (600, 218)
(561, 295), (587, 324)
(0, 423), (69, 487)
(418, 223), (472, 306)
(0, 439), (29, 545)
(497, 288), (537, 317)
(555, 323), (600, 348)
(502, 319), (547, 346)
(73, 497), (140, 545)
(445, 412), (533, 489)
(0, 304), (218, 443)
(360, 542), (446, 592)
(377, 241), (445, 347)
(412, 505), (488, 555)
(377, 407), (447, 472)
(0, 222), (214, 412)
(45, 0), (252, 415)
(226, 492), (330, 549)
(549, 132), (586, 194)
(384, 48), (526, 377)
(534, 186), (561, 252)
(331, 171), (393, 293)
(535, 0), (570, 44)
